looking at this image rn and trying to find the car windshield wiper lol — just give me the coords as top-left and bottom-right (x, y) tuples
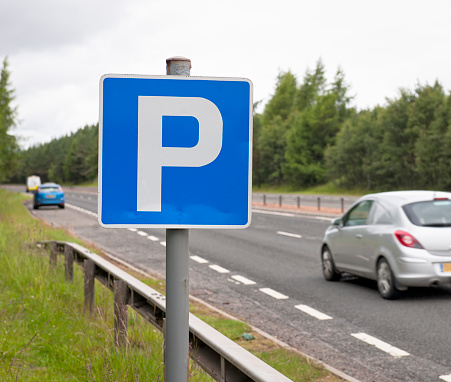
(422, 223), (451, 227)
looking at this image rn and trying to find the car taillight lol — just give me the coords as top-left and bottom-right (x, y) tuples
(58, 186), (62, 192)
(394, 230), (424, 249)
(434, 197), (449, 201)
(36, 187), (40, 193)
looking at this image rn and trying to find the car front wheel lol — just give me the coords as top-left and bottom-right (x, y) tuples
(321, 246), (341, 281)
(377, 258), (400, 300)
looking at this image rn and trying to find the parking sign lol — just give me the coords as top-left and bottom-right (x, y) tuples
(99, 74), (252, 228)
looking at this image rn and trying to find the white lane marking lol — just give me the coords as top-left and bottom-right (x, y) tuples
(315, 216), (337, 221)
(190, 255), (209, 264)
(232, 275), (256, 285)
(128, 228), (138, 232)
(160, 241), (166, 247)
(440, 374), (451, 382)
(66, 203), (98, 217)
(148, 235), (159, 242)
(209, 265), (230, 274)
(253, 209), (295, 217)
(259, 288), (289, 300)
(137, 231), (148, 237)
(277, 231), (302, 239)
(294, 304), (332, 320)
(351, 333), (409, 357)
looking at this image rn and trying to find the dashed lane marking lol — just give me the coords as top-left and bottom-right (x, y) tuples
(209, 265), (230, 274)
(294, 304), (332, 320)
(440, 374), (451, 382)
(160, 242), (166, 247)
(277, 231), (302, 239)
(190, 256), (209, 264)
(351, 333), (409, 357)
(231, 275), (256, 285)
(148, 235), (159, 242)
(128, 228), (137, 232)
(259, 288), (289, 300)
(137, 231), (148, 237)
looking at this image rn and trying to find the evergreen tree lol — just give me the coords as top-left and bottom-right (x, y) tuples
(0, 57), (19, 182)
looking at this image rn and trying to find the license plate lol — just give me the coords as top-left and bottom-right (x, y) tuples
(441, 263), (451, 272)
(46, 195), (55, 199)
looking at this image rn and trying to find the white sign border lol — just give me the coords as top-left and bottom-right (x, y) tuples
(98, 74), (253, 229)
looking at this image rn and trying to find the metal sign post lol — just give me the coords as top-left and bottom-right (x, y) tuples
(98, 56), (252, 382)
(165, 57), (191, 382)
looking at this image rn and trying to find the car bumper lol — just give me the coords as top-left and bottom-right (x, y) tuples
(35, 197), (65, 206)
(395, 255), (451, 287)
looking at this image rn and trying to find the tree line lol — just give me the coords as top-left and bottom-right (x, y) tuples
(254, 60), (451, 191)
(9, 123), (98, 185)
(2, 56), (451, 191)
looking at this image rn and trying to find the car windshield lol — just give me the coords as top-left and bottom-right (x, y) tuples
(402, 199), (451, 227)
(39, 187), (60, 193)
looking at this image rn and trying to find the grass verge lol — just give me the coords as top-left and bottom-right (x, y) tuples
(0, 188), (344, 381)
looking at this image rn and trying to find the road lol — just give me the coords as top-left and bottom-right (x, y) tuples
(6, 186), (451, 382)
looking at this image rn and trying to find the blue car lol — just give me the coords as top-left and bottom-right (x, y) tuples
(33, 183), (65, 209)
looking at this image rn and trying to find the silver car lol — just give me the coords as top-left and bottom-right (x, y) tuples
(321, 191), (451, 299)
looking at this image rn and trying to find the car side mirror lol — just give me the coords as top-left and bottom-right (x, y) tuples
(332, 218), (342, 227)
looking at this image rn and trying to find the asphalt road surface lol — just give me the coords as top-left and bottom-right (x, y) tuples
(6, 186), (451, 382)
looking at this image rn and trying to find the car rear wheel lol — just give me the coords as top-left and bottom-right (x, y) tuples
(321, 246), (341, 281)
(377, 258), (400, 300)
(59, 204), (65, 209)
(33, 204), (38, 210)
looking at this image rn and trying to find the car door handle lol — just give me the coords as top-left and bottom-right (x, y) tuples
(355, 234), (363, 239)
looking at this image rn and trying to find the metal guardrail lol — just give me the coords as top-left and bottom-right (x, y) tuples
(37, 240), (292, 382)
(253, 193), (360, 214)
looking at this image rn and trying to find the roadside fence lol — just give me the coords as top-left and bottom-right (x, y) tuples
(253, 193), (359, 214)
(37, 240), (292, 382)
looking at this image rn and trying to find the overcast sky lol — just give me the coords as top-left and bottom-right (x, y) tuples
(1, 0), (450, 148)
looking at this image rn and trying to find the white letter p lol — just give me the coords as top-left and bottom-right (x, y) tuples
(137, 96), (223, 212)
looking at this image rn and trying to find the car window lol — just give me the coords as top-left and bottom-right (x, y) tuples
(402, 200), (451, 227)
(343, 200), (374, 227)
(39, 187), (60, 193)
(368, 202), (393, 225)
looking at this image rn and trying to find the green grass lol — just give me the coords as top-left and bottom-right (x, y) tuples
(0, 188), (344, 381)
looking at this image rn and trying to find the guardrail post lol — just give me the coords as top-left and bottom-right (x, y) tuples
(341, 197), (344, 213)
(263, 194), (266, 206)
(279, 195), (282, 207)
(84, 259), (95, 316)
(297, 196), (301, 209)
(317, 197), (321, 211)
(49, 241), (57, 267)
(114, 280), (129, 351)
(64, 245), (74, 282)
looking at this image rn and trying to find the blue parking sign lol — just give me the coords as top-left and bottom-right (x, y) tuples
(99, 74), (253, 228)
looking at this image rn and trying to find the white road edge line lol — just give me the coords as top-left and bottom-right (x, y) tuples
(259, 288), (289, 300)
(209, 265), (230, 274)
(277, 231), (302, 239)
(253, 209), (295, 217)
(190, 256), (209, 264)
(351, 333), (410, 357)
(231, 275), (256, 285)
(294, 304), (332, 320)
(440, 374), (451, 382)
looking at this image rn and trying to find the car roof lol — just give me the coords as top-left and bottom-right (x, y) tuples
(360, 190), (451, 208)
(40, 183), (60, 187)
